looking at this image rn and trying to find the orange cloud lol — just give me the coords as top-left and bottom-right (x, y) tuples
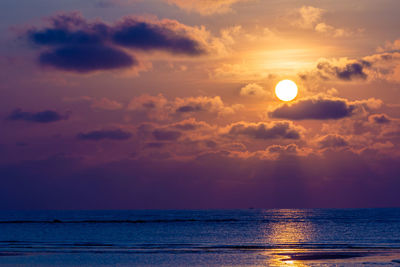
(290, 6), (358, 38)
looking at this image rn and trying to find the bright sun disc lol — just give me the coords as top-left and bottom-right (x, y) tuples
(275, 80), (298, 101)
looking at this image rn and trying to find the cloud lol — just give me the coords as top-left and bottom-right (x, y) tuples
(318, 134), (348, 148)
(26, 12), (212, 72)
(290, 6), (355, 38)
(294, 6), (325, 29)
(239, 83), (269, 98)
(363, 51), (400, 83)
(77, 129), (132, 140)
(7, 109), (68, 123)
(3, 147), (400, 209)
(314, 22), (351, 38)
(369, 114), (391, 124)
(111, 18), (205, 55)
(173, 96), (240, 116)
(315, 59), (371, 81)
(377, 39), (400, 53)
(269, 98), (355, 120)
(39, 45), (136, 73)
(226, 121), (302, 140)
(127, 94), (240, 120)
(153, 129), (182, 141)
(127, 94), (167, 110)
(300, 50), (400, 83)
(172, 118), (210, 131)
(63, 96), (124, 110)
(270, 96), (383, 121)
(268, 144), (299, 154)
(164, 0), (245, 15)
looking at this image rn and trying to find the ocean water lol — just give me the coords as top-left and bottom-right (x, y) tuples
(0, 209), (400, 266)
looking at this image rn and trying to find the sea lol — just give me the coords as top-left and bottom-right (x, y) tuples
(0, 209), (400, 266)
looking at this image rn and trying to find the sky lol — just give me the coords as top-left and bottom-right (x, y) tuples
(1, 0), (400, 209)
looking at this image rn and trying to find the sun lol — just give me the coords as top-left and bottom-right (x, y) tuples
(275, 80), (298, 101)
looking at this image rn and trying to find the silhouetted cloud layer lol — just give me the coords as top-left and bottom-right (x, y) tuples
(77, 129), (132, 140)
(269, 98), (355, 120)
(7, 109), (68, 123)
(1, 150), (400, 209)
(27, 12), (207, 72)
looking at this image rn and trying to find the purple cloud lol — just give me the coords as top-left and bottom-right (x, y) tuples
(77, 129), (132, 141)
(227, 121), (302, 140)
(1, 150), (400, 209)
(318, 134), (348, 148)
(26, 13), (207, 72)
(369, 114), (391, 124)
(300, 59), (372, 81)
(153, 129), (182, 141)
(7, 109), (68, 123)
(269, 98), (355, 120)
(112, 20), (205, 55)
(39, 45), (136, 72)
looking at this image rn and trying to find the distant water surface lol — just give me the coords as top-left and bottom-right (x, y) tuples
(0, 209), (400, 266)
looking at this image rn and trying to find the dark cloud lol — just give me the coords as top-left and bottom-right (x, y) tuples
(318, 60), (370, 80)
(318, 134), (348, 148)
(173, 122), (199, 130)
(205, 140), (217, 148)
(153, 129), (182, 141)
(269, 98), (355, 120)
(173, 122), (197, 130)
(268, 144), (298, 153)
(301, 59), (371, 81)
(171, 119), (210, 131)
(173, 96), (235, 116)
(39, 45), (136, 72)
(7, 109), (68, 123)
(176, 105), (202, 113)
(77, 129), (132, 141)
(369, 114), (391, 124)
(29, 28), (103, 46)
(145, 142), (167, 148)
(112, 20), (205, 55)
(227, 121), (301, 140)
(27, 12), (206, 72)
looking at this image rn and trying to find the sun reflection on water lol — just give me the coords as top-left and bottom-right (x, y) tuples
(262, 209), (316, 266)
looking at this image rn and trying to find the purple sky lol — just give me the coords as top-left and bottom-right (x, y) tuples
(1, 0), (400, 209)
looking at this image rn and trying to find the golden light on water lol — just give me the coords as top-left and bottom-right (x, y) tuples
(262, 210), (315, 266)
(275, 80), (298, 101)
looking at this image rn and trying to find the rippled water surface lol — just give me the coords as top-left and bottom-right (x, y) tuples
(1, 209), (400, 266)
